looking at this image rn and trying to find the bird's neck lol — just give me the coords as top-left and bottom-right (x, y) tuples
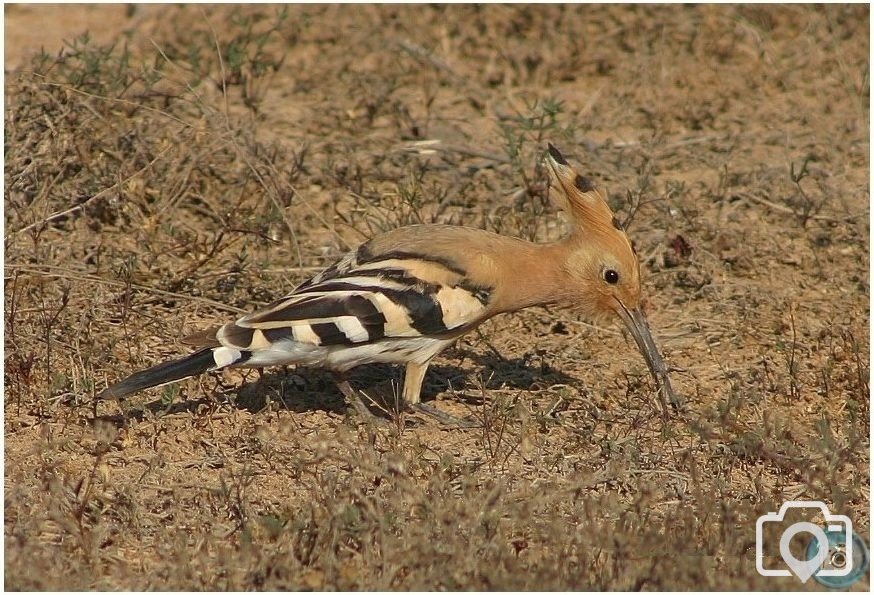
(490, 235), (577, 313)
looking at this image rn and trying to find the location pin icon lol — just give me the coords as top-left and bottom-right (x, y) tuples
(780, 522), (829, 583)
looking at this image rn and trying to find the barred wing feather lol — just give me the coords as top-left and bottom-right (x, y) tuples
(216, 256), (493, 353)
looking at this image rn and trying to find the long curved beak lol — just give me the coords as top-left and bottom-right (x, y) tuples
(615, 302), (684, 413)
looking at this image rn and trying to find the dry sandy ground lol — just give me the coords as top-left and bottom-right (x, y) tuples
(4, 4), (870, 590)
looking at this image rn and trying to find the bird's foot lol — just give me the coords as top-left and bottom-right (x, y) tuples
(337, 380), (391, 425)
(406, 402), (478, 428)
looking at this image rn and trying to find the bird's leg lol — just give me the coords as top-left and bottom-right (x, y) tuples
(336, 376), (385, 422)
(401, 361), (428, 405)
(403, 362), (477, 428)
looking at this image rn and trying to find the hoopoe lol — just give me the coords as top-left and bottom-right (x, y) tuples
(98, 144), (681, 421)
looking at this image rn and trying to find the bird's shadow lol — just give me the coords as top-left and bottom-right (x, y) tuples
(93, 347), (577, 424)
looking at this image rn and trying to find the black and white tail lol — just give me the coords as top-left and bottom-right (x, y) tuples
(97, 348), (219, 400)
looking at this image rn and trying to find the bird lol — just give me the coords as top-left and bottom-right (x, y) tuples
(97, 143), (682, 422)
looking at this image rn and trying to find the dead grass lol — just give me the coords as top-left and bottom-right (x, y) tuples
(4, 4), (869, 590)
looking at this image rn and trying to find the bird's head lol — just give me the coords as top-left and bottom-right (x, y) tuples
(544, 143), (682, 412)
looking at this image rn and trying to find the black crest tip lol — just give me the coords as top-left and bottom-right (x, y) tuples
(546, 143), (569, 165)
(574, 174), (595, 193)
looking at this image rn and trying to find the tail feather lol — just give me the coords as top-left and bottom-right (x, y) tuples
(97, 348), (218, 400)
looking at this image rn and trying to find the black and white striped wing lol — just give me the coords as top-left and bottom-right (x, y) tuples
(215, 249), (493, 356)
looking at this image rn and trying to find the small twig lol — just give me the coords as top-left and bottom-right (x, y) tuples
(4, 264), (246, 314)
(396, 40), (466, 83)
(149, 39), (215, 117)
(564, 319), (622, 336)
(202, 9), (231, 127)
(402, 139), (511, 164)
(737, 191), (864, 222)
(259, 266), (336, 275)
(787, 302), (800, 403)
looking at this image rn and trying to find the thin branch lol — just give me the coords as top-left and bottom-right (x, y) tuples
(4, 264), (247, 314)
(202, 8), (231, 127)
(737, 191), (865, 222)
(402, 139), (511, 164)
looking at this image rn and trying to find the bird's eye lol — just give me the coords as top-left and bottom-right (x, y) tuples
(604, 269), (620, 284)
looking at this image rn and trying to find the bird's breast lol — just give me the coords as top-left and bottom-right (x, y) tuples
(235, 335), (457, 373)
